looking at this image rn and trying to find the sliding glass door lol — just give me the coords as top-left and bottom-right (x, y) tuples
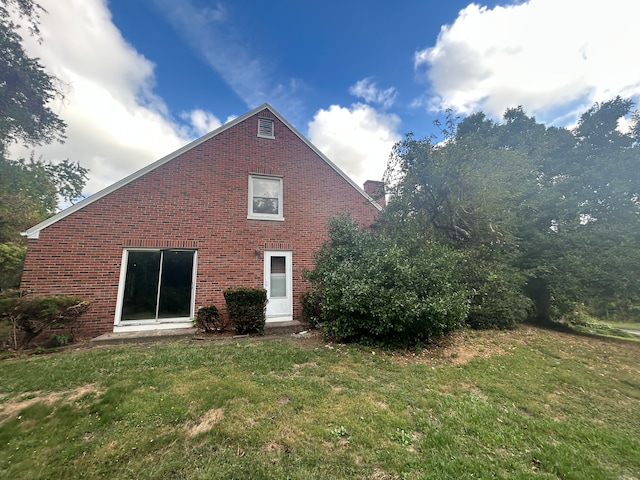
(119, 249), (196, 322)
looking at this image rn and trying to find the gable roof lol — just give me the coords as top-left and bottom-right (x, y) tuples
(22, 103), (382, 239)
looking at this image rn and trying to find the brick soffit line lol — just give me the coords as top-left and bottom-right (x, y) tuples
(21, 103), (382, 240)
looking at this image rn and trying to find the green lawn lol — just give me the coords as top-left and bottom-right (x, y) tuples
(1, 326), (639, 479)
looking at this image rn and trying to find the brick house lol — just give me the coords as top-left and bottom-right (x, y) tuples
(20, 104), (384, 338)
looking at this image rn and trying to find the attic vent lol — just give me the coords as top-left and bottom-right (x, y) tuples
(257, 118), (275, 139)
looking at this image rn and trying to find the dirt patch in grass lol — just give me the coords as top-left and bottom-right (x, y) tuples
(384, 325), (640, 367)
(293, 361), (318, 369)
(263, 440), (287, 453)
(386, 328), (525, 366)
(369, 466), (400, 479)
(458, 381), (489, 400)
(0, 383), (101, 423)
(186, 407), (224, 437)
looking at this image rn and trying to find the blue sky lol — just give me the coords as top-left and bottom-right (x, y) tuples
(10, 0), (640, 195)
(109, 0), (498, 127)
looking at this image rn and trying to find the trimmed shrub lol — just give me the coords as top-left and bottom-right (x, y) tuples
(0, 294), (89, 348)
(305, 215), (469, 346)
(223, 287), (267, 335)
(196, 305), (230, 333)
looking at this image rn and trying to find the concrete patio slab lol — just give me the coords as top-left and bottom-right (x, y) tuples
(89, 321), (305, 345)
(90, 328), (198, 345)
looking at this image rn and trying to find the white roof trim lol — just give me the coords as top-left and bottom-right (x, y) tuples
(21, 103), (382, 239)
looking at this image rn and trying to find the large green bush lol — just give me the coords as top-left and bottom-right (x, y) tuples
(223, 287), (267, 335)
(464, 257), (534, 329)
(305, 215), (469, 346)
(300, 290), (323, 328)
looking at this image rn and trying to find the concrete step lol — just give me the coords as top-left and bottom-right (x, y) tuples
(90, 328), (198, 345)
(264, 320), (305, 335)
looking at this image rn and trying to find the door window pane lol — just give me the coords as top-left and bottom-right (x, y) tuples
(271, 256), (286, 274)
(158, 250), (194, 318)
(270, 256), (286, 297)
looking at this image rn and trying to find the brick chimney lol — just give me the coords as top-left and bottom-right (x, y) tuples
(363, 180), (386, 208)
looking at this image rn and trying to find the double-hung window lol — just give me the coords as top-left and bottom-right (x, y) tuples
(248, 174), (284, 221)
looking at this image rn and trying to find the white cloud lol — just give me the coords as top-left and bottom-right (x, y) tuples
(349, 78), (398, 109)
(308, 104), (402, 188)
(415, 0), (640, 122)
(152, 0), (304, 119)
(180, 109), (223, 137)
(8, 0), (221, 195)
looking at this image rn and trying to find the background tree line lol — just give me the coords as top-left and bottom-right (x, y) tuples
(307, 98), (639, 345)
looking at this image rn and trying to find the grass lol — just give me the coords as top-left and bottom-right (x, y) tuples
(563, 312), (640, 342)
(604, 320), (640, 330)
(0, 326), (639, 479)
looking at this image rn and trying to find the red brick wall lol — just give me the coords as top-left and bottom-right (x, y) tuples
(20, 109), (380, 338)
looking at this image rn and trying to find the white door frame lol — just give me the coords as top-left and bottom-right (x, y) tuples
(113, 248), (197, 332)
(263, 250), (292, 322)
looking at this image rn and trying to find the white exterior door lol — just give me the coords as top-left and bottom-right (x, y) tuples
(264, 251), (292, 322)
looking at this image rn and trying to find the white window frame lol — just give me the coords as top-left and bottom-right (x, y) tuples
(257, 117), (275, 139)
(248, 174), (284, 221)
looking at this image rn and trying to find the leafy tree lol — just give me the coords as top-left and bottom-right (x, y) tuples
(383, 99), (639, 323)
(1, 0), (66, 155)
(0, 1), (87, 290)
(0, 154), (87, 289)
(381, 114), (537, 328)
(383, 112), (538, 249)
(0, 242), (25, 289)
(0, 155), (87, 243)
(516, 98), (640, 320)
(462, 250), (534, 329)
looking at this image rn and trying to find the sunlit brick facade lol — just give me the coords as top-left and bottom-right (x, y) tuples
(20, 105), (381, 338)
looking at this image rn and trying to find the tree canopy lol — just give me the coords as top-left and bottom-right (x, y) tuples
(382, 97), (639, 322)
(0, 0), (66, 155)
(0, 0), (86, 289)
(0, 155), (88, 243)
